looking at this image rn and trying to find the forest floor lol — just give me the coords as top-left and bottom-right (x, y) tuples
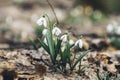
(0, 0), (120, 80)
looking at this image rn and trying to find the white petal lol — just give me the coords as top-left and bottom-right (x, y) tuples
(42, 29), (48, 36)
(43, 20), (47, 27)
(115, 26), (120, 35)
(75, 39), (83, 48)
(60, 34), (68, 42)
(78, 40), (83, 48)
(36, 17), (47, 27)
(69, 39), (74, 45)
(43, 38), (47, 45)
(52, 27), (61, 36)
(106, 24), (114, 33)
(75, 40), (79, 46)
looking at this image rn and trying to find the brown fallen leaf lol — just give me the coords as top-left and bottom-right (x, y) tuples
(34, 64), (47, 77)
(87, 55), (95, 63)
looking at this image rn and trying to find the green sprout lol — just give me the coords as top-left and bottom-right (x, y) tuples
(32, 14), (89, 74)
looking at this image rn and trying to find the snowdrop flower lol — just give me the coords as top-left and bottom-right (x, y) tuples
(42, 29), (48, 36)
(36, 16), (47, 27)
(106, 24), (114, 33)
(52, 27), (61, 36)
(43, 37), (47, 45)
(69, 39), (74, 45)
(61, 45), (66, 52)
(106, 21), (118, 33)
(60, 34), (68, 42)
(75, 39), (83, 48)
(115, 26), (120, 35)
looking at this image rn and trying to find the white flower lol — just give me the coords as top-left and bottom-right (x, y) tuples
(106, 24), (114, 33)
(60, 34), (68, 42)
(75, 39), (83, 48)
(115, 26), (120, 35)
(106, 21), (118, 33)
(69, 39), (74, 45)
(52, 27), (61, 36)
(61, 45), (66, 52)
(42, 29), (48, 36)
(43, 37), (47, 45)
(36, 16), (47, 27)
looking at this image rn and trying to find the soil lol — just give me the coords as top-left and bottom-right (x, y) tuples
(0, 0), (120, 80)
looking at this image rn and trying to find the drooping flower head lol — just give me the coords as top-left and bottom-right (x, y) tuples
(75, 39), (83, 49)
(36, 16), (47, 27)
(106, 24), (114, 33)
(52, 27), (61, 36)
(60, 34), (68, 42)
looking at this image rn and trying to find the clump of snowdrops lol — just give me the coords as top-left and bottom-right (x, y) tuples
(106, 21), (120, 35)
(32, 14), (89, 74)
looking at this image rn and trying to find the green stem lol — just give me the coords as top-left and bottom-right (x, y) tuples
(45, 14), (55, 64)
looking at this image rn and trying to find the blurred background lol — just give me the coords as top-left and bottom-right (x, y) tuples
(0, 0), (120, 48)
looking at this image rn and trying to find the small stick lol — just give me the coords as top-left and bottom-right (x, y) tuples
(46, 0), (59, 25)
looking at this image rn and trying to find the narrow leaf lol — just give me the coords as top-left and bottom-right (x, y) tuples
(46, 30), (55, 63)
(71, 50), (89, 71)
(96, 71), (102, 80)
(38, 38), (50, 53)
(30, 39), (38, 50)
(54, 39), (62, 59)
(77, 66), (86, 74)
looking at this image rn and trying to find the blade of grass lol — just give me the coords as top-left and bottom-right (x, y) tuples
(46, 30), (55, 63)
(60, 43), (69, 69)
(29, 39), (38, 50)
(54, 39), (62, 59)
(104, 72), (110, 80)
(60, 42), (72, 72)
(96, 71), (102, 80)
(77, 66), (86, 74)
(38, 38), (50, 53)
(71, 50), (89, 71)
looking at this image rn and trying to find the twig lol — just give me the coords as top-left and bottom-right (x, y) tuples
(46, 0), (59, 25)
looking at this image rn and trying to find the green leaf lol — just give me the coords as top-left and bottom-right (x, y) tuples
(104, 72), (110, 80)
(61, 50), (67, 67)
(29, 39), (38, 50)
(71, 50), (89, 71)
(115, 76), (120, 80)
(110, 37), (120, 49)
(38, 38), (50, 53)
(46, 30), (55, 63)
(60, 42), (72, 72)
(77, 66), (86, 74)
(54, 39), (62, 59)
(35, 26), (44, 37)
(96, 71), (102, 80)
